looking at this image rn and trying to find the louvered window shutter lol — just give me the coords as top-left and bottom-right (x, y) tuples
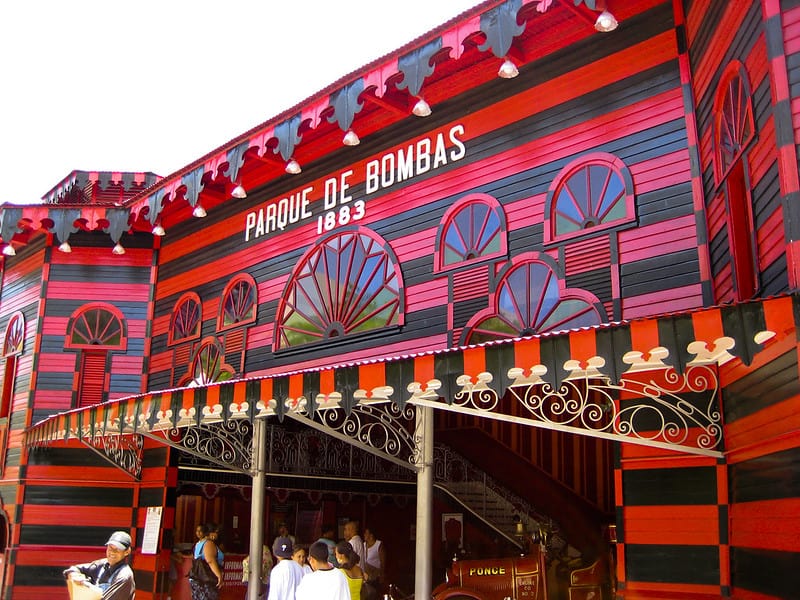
(78, 351), (107, 407)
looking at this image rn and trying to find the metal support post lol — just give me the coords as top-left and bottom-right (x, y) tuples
(414, 405), (434, 600)
(247, 418), (267, 600)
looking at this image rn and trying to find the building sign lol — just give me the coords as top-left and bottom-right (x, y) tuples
(244, 124), (466, 241)
(141, 506), (162, 555)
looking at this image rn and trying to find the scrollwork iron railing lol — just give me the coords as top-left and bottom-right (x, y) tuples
(80, 432), (144, 479)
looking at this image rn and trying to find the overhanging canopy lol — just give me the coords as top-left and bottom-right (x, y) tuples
(25, 294), (798, 459)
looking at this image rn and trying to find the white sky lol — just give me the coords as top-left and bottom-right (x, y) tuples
(0, 0), (480, 205)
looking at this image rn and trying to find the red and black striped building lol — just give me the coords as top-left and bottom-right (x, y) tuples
(0, 1), (798, 598)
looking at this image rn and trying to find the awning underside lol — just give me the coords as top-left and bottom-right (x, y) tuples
(25, 295), (798, 461)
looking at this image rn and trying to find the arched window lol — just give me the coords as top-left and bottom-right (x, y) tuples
(275, 228), (404, 350)
(435, 194), (507, 270)
(218, 274), (257, 331)
(66, 304), (127, 407)
(0, 313), (24, 420)
(712, 61), (758, 301)
(714, 62), (755, 183)
(545, 153), (635, 244)
(462, 258), (604, 345)
(183, 337), (234, 387)
(169, 293), (202, 345)
(66, 304), (126, 349)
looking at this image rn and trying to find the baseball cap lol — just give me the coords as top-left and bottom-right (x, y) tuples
(272, 536), (293, 558)
(106, 531), (132, 550)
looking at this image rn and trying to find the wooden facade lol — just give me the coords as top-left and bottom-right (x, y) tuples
(0, 1), (799, 598)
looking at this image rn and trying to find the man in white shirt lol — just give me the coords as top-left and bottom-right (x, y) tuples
(268, 536), (305, 600)
(343, 520), (367, 569)
(296, 541), (350, 600)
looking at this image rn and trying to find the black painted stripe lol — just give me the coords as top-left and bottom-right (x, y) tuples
(623, 466), (717, 505)
(730, 446), (800, 503)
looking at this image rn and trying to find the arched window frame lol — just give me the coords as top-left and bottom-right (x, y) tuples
(169, 292), (203, 345)
(0, 312), (24, 421)
(713, 61), (755, 185)
(712, 60), (758, 301)
(434, 193), (508, 271)
(180, 336), (234, 387)
(460, 254), (605, 345)
(3, 313), (24, 358)
(275, 227), (404, 351)
(544, 153), (636, 245)
(217, 274), (257, 332)
(65, 303), (127, 408)
(65, 303), (127, 350)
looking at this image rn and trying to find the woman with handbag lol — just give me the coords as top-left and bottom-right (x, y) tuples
(190, 523), (224, 600)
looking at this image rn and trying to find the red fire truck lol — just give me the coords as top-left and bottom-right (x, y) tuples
(430, 547), (611, 600)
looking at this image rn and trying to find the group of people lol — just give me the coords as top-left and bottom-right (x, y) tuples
(61, 520), (385, 600)
(250, 520), (385, 600)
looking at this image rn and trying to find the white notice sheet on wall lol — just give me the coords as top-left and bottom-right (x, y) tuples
(142, 506), (163, 554)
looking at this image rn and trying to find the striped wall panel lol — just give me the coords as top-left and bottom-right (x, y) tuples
(688, 1), (787, 304)
(32, 241), (153, 417)
(727, 446), (800, 600)
(11, 441), (171, 600)
(0, 241), (47, 600)
(144, 17), (698, 393)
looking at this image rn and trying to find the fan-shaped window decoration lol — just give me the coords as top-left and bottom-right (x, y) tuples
(66, 304), (126, 408)
(462, 259), (604, 345)
(169, 293), (202, 345)
(66, 304), (127, 350)
(546, 154), (635, 244)
(435, 194), (507, 270)
(186, 338), (234, 386)
(713, 61), (754, 184)
(0, 313), (24, 421)
(3, 313), (24, 357)
(218, 275), (257, 331)
(276, 229), (404, 350)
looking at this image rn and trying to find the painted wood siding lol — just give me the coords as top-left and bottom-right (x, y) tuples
(149, 3), (700, 385)
(690, 1), (789, 302)
(0, 241), (45, 600)
(140, 4), (698, 524)
(12, 440), (171, 600)
(32, 234), (153, 424)
(685, 1), (798, 598)
(1, 235), (158, 598)
(722, 339), (800, 600)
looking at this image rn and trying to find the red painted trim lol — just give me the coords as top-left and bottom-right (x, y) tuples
(462, 346), (486, 379)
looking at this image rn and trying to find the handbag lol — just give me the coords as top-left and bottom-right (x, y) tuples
(362, 579), (379, 600)
(189, 556), (218, 585)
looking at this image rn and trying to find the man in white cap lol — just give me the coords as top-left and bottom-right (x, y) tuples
(267, 535), (304, 600)
(64, 530), (135, 599)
